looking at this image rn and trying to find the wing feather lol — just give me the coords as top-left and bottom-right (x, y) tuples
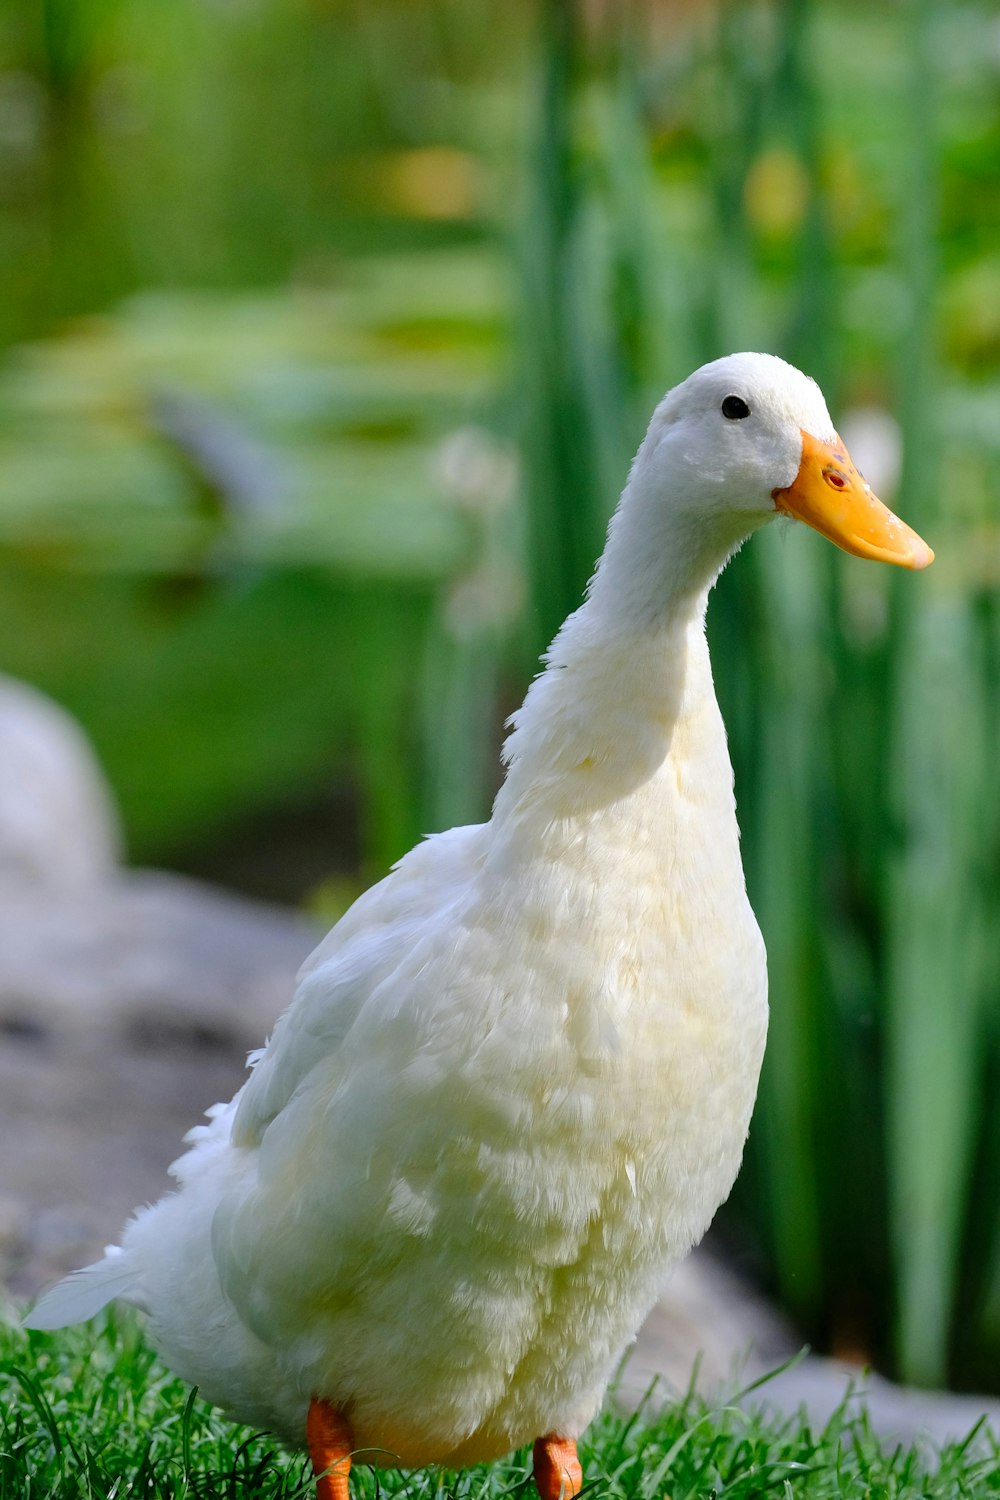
(230, 823), (487, 1149)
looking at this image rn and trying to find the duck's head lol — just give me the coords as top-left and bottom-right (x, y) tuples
(624, 351), (933, 578)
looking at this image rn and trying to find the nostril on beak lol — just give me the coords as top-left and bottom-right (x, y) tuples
(823, 468), (848, 491)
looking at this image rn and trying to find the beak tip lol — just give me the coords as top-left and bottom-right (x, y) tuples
(908, 538), (935, 570)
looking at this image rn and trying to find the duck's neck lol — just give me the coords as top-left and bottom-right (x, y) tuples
(492, 473), (750, 832)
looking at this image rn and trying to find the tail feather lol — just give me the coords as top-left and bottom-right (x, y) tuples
(22, 1253), (139, 1331)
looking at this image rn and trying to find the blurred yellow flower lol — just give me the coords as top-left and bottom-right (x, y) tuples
(743, 146), (809, 236)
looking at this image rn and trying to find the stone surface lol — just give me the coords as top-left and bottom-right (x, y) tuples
(748, 1354), (1000, 1447)
(622, 1260), (1000, 1446)
(0, 674), (121, 888)
(0, 867), (316, 1043)
(0, 869), (318, 1298)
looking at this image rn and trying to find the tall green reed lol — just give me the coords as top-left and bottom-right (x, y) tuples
(882, 0), (993, 1388)
(518, 0), (673, 653)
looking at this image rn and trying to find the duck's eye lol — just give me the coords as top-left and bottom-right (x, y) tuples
(721, 395), (751, 420)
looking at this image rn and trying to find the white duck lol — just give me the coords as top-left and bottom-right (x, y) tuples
(26, 354), (932, 1500)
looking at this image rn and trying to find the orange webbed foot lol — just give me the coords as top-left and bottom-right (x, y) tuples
(532, 1433), (583, 1500)
(307, 1398), (354, 1500)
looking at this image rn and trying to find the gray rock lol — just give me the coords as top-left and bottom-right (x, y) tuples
(0, 675), (121, 887)
(747, 1353), (1000, 1448)
(624, 1255), (1000, 1447)
(0, 674), (321, 1294)
(0, 868), (319, 1298)
(0, 867), (317, 1043)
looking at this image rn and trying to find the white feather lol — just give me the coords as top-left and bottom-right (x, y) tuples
(23, 1253), (140, 1330)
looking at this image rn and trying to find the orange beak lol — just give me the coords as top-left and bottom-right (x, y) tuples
(772, 430), (934, 569)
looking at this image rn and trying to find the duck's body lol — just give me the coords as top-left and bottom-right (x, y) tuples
(26, 354), (931, 1495)
(120, 611), (765, 1465)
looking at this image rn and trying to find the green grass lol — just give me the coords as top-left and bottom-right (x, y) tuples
(2, 1310), (999, 1499)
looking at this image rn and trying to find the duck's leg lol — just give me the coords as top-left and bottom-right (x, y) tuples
(532, 1434), (583, 1500)
(307, 1397), (354, 1500)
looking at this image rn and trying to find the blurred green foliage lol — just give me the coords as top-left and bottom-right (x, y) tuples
(0, 259), (508, 866)
(2, 0), (1000, 1399)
